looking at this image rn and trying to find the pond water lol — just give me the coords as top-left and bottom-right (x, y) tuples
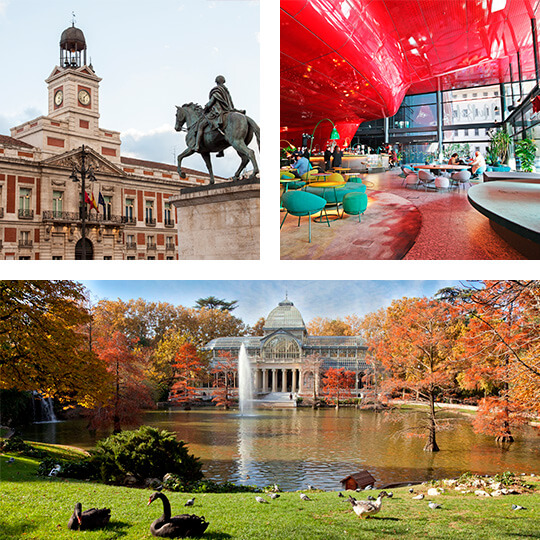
(21, 408), (540, 491)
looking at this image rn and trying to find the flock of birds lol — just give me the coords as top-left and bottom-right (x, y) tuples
(58, 481), (528, 537)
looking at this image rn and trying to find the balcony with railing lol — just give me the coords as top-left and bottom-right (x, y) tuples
(42, 211), (125, 225)
(165, 243), (175, 251)
(124, 216), (137, 225)
(147, 242), (157, 251)
(126, 241), (137, 249)
(18, 209), (34, 219)
(145, 217), (156, 227)
(18, 239), (33, 248)
(164, 218), (175, 228)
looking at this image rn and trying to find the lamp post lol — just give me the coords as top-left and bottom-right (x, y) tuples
(309, 118), (340, 154)
(70, 144), (96, 260)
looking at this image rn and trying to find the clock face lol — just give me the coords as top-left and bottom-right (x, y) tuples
(78, 89), (91, 106)
(54, 90), (63, 106)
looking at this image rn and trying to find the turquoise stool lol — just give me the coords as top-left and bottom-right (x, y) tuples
(280, 190), (329, 243)
(342, 191), (368, 222)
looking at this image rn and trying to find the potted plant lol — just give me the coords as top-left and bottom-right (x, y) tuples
(488, 128), (511, 166)
(515, 138), (537, 172)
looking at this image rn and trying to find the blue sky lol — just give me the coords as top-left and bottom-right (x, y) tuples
(0, 0), (260, 177)
(81, 280), (462, 325)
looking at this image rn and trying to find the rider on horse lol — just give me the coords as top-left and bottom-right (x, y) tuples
(195, 75), (245, 157)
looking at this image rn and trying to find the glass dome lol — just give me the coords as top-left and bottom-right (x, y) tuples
(264, 297), (305, 331)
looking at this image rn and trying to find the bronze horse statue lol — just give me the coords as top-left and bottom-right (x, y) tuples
(175, 103), (260, 184)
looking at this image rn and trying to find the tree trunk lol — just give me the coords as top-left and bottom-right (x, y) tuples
(423, 392), (439, 452)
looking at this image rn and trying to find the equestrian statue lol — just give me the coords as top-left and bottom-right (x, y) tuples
(175, 75), (260, 184)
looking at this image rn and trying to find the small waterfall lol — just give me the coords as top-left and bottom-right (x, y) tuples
(33, 392), (58, 423)
(238, 343), (254, 415)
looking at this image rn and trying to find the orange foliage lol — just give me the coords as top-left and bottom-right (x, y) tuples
(90, 331), (153, 432)
(169, 342), (205, 405)
(322, 367), (355, 407)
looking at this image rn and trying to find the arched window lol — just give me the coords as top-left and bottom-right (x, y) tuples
(262, 336), (300, 360)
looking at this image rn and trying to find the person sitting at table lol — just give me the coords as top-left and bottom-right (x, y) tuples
(469, 150), (486, 177)
(332, 145), (343, 168)
(291, 150), (313, 178)
(448, 153), (459, 165)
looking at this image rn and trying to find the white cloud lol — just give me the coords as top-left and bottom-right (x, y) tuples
(120, 124), (175, 141)
(0, 1), (9, 16)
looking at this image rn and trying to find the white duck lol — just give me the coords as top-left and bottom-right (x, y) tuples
(349, 491), (389, 519)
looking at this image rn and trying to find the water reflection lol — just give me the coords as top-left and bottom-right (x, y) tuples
(21, 408), (540, 491)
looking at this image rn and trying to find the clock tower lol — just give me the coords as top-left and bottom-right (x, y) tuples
(12, 22), (121, 162)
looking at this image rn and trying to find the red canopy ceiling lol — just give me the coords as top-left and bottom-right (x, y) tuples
(281, 0), (540, 142)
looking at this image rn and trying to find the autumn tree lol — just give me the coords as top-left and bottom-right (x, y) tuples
(90, 331), (153, 433)
(93, 298), (179, 348)
(0, 280), (110, 407)
(322, 367), (355, 408)
(362, 297), (464, 452)
(249, 317), (266, 336)
(211, 351), (237, 409)
(307, 315), (362, 336)
(446, 280), (540, 441)
(169, 343), (205, 409)
(150, 307), (248, 397)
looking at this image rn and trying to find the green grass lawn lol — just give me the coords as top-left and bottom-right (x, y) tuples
(1, 445), (538, 540)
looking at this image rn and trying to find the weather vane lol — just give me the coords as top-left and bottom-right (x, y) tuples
(71, 11), (76, 26)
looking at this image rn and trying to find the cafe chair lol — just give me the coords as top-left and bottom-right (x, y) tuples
(451, 170), (472, 190)
(280, 190), (329, 243)
(434, 176), (450, 191)
(342, 192), (368, 222)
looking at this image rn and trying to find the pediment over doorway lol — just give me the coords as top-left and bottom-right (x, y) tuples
(42, 146), (126, 176)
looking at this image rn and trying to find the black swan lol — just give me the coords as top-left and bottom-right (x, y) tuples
(148, 492), (209, 538)
(67, 502), (111, 530)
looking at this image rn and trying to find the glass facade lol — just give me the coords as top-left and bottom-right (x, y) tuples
(354, 79), (537, 168)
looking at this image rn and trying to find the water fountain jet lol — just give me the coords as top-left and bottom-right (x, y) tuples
(238, 343), (254, 415)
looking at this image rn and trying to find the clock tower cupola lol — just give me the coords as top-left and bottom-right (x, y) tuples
(60, 22), (87, 68)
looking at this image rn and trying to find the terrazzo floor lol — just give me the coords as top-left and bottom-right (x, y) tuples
(280, 169), (526, 260)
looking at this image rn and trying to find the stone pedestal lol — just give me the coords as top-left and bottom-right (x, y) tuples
(170, 178), (260, 260)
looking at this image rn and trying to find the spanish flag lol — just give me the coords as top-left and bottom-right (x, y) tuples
(90, 192), (99, 212)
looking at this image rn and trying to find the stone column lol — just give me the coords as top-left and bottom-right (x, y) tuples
(262, 369), (268, 393)
(299, 369), (303, 394)
(292, 369), (297, 393)
(282, 369), (288, 392)
(272, 369), (277, 392)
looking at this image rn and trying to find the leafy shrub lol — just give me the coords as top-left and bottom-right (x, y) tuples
(90, 425), (203, 485)
(1, 436), (45, 457)
(37, 457), (95, 479)
(163, 474), (258, 493)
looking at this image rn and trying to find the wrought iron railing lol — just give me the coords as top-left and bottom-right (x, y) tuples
(42, 211), (125, 224)
(164, 219), (175, 228)
(126, 242), (137, 249)
(18, 209), (34, 219)
(0, 208), (4, 218)
(145, 217), (156, 226)
(147, 243), (157, 250)
(165, 243), (175, 251)
(124, 216), (137, 225)
(18, 239), (33, 248)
